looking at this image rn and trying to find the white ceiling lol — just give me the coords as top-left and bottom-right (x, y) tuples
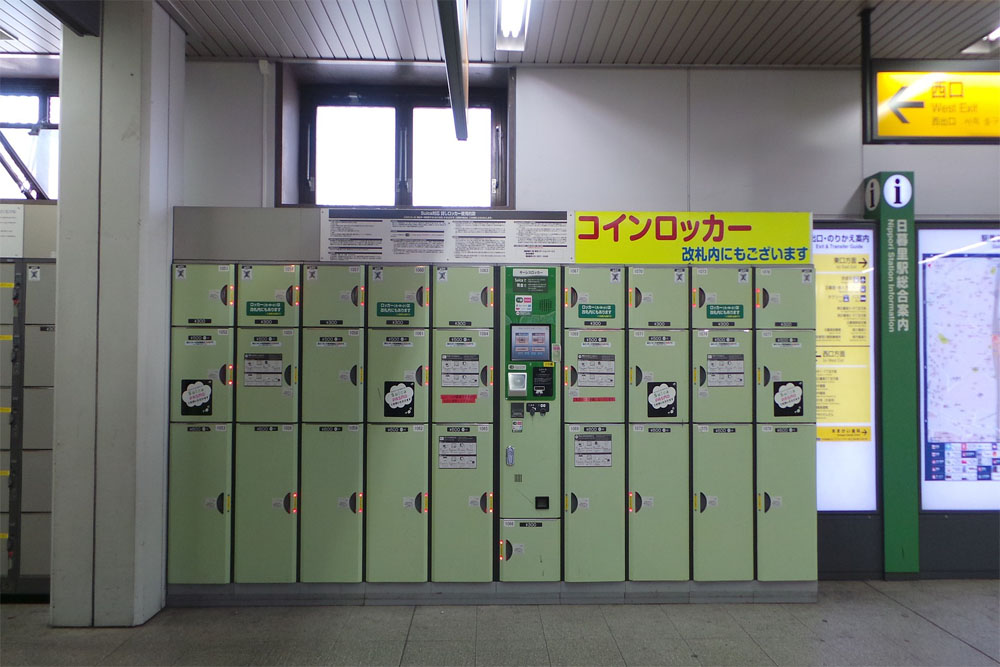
(1, 0), (998, 67)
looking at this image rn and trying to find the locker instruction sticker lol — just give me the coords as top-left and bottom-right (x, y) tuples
(383, 336), (413, 347)
(574, 433), (612, 467)
(384, 382), (415, 417)
(647, 382), (677, 417)
(707, 304), (744, 320)
(377, 302), (415, 317)
(316, 336), (346, 347)
(184, 334), (216, 346)
(578, 304), (615, 319)
(246, 301), (284, 317)
(180, 380), (213, 415)
(706, 354), (745, 387)
(645, 334), (675, 347)
(243, 353), (282, 387)
(581, 336), (611, 348)
(774, 381), (804, 416)
(444, 336), (475, 348)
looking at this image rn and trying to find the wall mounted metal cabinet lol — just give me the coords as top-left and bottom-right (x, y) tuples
(754, 267), (816, 329)
(627, 266), (689, 329)
(756, 329), (816, 423)
(563, 266), (625, 329)
(170, 327), (234, 423)
(236, 328), (298, 423)
(499, 518), (560, 582)
(301, 264), (364, 328)
(433, 328), (493, 423)
(18, 513), (50, 576)
(23, 263), (55, 325)
(237, 264), (300, 327)
(366, 329), (429, 423)
(692, 329), (753, 423)
(21, 388), (53, 450)
(368, 265), (430, 328)
(433, 265), (494, 329)
(22, 325), (54, 387)
(691, 267), (752, 329)
(301, 328), (364, 423)
(628, 329), (689, 423)
(0, 325), (11, 386)
(0, 263), (14, 325)
(564, 329), (625, 423)
(172, 263), (235, 327)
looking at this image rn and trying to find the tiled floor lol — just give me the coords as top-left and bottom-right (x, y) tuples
(2, 580), (998, 666)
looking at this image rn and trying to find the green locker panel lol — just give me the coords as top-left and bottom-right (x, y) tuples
(564, 424), (625, 582)
(628, 266), (689, 329)
(237, 264), (300, 327)
(692, 329), (753, 423)
(366, 424), (428, 582)
(433, 328), (493, 423)
(300, 424), (363, 583)
(499, 518), (560, 582)
(368, 265), (430, 328)
(757, 424), (817, 581)
(167, 424), (231, 584)
(500, 404), (561, 518)
(629, 424), (689, 581)
(24, 263), (56, 325)
(302, 264), (365, 327)
(691, 266), (752, 329)
(366, 329), (429, 422)
(431, 424), (494, 582)
(0, 263), (13, 325)
(563, 265), (625, 329)
(301, 328), (364, 422)
(564, 329), (625, 423)
(234, 424), (298, 583)
(756, 330), (816, 423)
(628, 330), (689, 423)
(433, 265), (494, 328)
(171, 263), (235, 327)
(754, 267), (816, 329)
(236, 328), (298, 423)
(692, 424), (753, 581)
(170, 327), (234, 422)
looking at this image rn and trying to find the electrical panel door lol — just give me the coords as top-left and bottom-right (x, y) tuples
(0, 263), (13, 325)
(167, 423), (231, 584)
(0, 324), (10, 387)
(366, 329), (429, 422)
(756, 329), (816, 423)
(563, 329), (625, 423)
(431, 424), (493, 582)
(628, 329), (689, 423)
(499, 518), (560, 582)
(564, 424), (625, 582)
(628, 266), (690, 329)
(563, 266), (625, 329)
(170, 328), (234, 422)
(236, 328), (298, 423)
(0, 388), (9, 450)
(692, 329), (753, 423)
(692, 424), (752, 581)
(24, 263), (55, 325)
(237, 264), (300, 327)
(301, 264), (364, 327)
(21, 388), (53, 450)
(301, 328), (364, 423)
(756, 424), (817, 581)
(171, 263), (235, 327)
(629, 424), (689, 581)
(19, 513), (50, 576)
(754, 267), (816, 329)
(433, 328), (493, 423)
(366, 424), (428, 582)
(233, 424), (297, 583)
(691, 267), (752, 329)
(23, 325), (54, 387)
(368, 265), (430, 328)
(433, 265), (494, 328)
(300, 424), (363, 583)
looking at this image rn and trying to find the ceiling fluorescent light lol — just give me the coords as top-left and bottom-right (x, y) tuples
(961, 24), (1000, 54)
(496, 0), (531, 51)
(988, 25), (1000, 41)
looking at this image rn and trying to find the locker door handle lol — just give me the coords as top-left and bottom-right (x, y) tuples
(569, 287), (578, 307)
(416, 286), (425, 307)
(284, 365), (293, 386)
(762, 366), (771, 386)
(414, 491), (424, 514)
(632, 286), (642, 308)
(633, 491), (643, 513)
(415, 365), (423, 386)
(351, 285), (360, 307)
(283, 493), (292, 513)
(698, 367), (707, 386)
(570, 492), (579, 513)
(699, 492), (707, 513)
(505, 540), (513, 561)
(697, 287), (706, 308)
(634, 365), (643, 387)
(349, 491), (358, 513)
(760, 288), (770, 309)
(216, 492), (225, 514)
(763, 492), (772, 513)
(218, 365), (228, 383)
(285, 286), (294, 306)
(479, 286), (489, 307)
(479, 492), (489, 513)
(220, 284), (229, 305)
(350, 365), (358, 386)
(505, 446), (514, 466)
(569, 366), (578, 386)
(480, 366), (488, 386)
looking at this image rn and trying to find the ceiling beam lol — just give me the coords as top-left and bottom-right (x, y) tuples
(437, 0), (469, 140)
(35, 0), (101, 37)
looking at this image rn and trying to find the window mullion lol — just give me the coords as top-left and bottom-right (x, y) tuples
(396, 104), (413, 206)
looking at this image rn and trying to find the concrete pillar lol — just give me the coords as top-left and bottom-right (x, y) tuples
(51, 1), (185, 627)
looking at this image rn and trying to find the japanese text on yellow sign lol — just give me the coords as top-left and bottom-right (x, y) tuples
(876, 71), (1000, 139)
(574, 212), (811, 264)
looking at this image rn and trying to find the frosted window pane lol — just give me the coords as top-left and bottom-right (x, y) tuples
(315, 106), (395, 206)
(412, 107), (492, 207)
(0, 95), (40, 124)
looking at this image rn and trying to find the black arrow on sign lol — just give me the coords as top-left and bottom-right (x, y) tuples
(858, 257), (868, 268)
(888, 86), (924, 123)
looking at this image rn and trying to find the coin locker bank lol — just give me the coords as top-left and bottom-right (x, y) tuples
(166, 209), (816, 603)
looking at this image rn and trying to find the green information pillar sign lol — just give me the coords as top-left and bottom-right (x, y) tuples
(863, 171), (919, 576)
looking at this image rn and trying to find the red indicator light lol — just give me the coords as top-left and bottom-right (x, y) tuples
(425, 366), (430, 385)
(228, 364), (234, 385)
(228, 285), (235, 306)
(424, 492), (429, 512)
(564, 365), (569, 386)
(360, 286), (365, 307)
(294, 285), (301, 307)
(358, 492), (363, 513)
(499, 541), (504, 560)
(489, 366), (494, 386)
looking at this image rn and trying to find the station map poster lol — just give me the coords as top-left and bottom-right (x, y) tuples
(919, 228), (1000, 511)
(813, 229), (878, 512)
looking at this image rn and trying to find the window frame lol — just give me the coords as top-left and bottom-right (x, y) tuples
(0, 78), (59, 130)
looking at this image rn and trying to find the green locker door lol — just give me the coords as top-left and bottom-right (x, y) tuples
(368, 265), (430, 327)
(692, 424), (752, 581)
(236, 328), (299, 423)
(233, 424), (297, 583)
(628, 266), (690, 329)
(564, 266), (625, 329)
(500, 405), (561, 519)
(629, 424), (688, 581)
(167, 423), (231, 584)
(171, 263), (234, 327)
(366, 424), (428, 582)
(431, 424), (493, 582)
(433, 328), (493, 423)
(757, 424), (817, 581)
(564, 329), (625, 423)
(500, 518), (560, 582)
(564, 424), (625, 582)
(628, 329), (689, 423)
(754, 267), (816, 329)
(691, 266), (752, 329)
(301, 328), (364, 422)
(692, 329), (753, 423)
(433, 265), (494, 328)
(170, 328), (234, 422)
(302, 264), (365, 327)
(237, 264), (300, 327)
(367, 329), (429, 422)
(756, 330), (816, 423)
(300, 424), (363, 582)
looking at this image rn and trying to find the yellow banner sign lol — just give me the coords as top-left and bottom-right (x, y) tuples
(574, 212), (811, 264)
(817, 426), (872, 442)
(876, 71), (1000, 139)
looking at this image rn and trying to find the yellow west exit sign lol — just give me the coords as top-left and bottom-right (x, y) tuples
(876, 71), (1000, 140)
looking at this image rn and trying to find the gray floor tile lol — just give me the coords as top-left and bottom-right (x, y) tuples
(339, 605), (416, 641)
(895, 627), (1000, 667)
(101, 636), (194, 666)
(601, 604), (681, 641)
(540, 604), (613, 640)
(661, 605), (751, 640)
(476, 639), (551, 666)
(477, 605), (546, 645)
(617, 638), (701, 666)
(724, 604), (811, 638)
(752, 635), (848, 666)
(401, 639), (476, 666)
(0, 640), (123, 667)
(328, 638), (406, 666)
(171, 640), (260, 666)
(822, 635), (921, 666)
(410, 605), (478, 641)
(685, 637), (776, 666)
(546, 637), (625, 666)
